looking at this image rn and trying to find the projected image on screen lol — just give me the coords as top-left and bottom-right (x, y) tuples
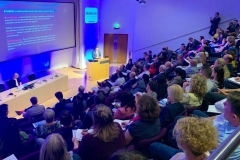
(0, 1), (75, 62)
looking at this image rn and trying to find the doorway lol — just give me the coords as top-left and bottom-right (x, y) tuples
(104, 34), (128, 63)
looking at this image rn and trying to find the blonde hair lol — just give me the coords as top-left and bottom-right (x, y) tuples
(189, 74), (207, 100)
(216, 58), (230, 79)
(40, 134), (70, 160)
(173, 117), (218, 156)
(167, 84), (183, 102)
(92, 104), (119, 142)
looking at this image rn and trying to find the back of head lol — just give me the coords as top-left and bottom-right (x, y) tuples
(173, 117), (218, 156)
(55, 91), (63, 100)
(213, 66), (224, 88)
(43, 109), (55, 123)
(167, 84), (183, 102)
(190, 74), (207, 100)
(190, 59), (198, 66)
(0, 104), (8, 118)
(165, 61), (172, 68)
(227, 91), (240, 118)
(142, 74), (149, 84)
(60, 110), (72, 127)
(136, 94), (160, 123)
(200, 66), (212, 79)
(217, 58), (230, 79)
(30, 97), (38, 105)
(144, 64), (150, 70)
(40, 134), (69, 160)
(148, 81), (158, 92)
(174, 68), (186, 80)
(159, 65), (166, 72)
(119, 92), (135, 109)
(78, 86), (85, 93)
(92, 104), (119, 142)
(95, 92), (106, 105)
(109, 150), (148, 160)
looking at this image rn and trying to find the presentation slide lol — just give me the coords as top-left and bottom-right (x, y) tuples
(0, 1), (75, 62)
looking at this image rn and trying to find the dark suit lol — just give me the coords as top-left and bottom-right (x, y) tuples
(92, 50), (101, 59)
(54, 99), (71, 117)
(8, 78), (21, 89)
(209, 17), (221, 36)
(120, 79), (137, 90)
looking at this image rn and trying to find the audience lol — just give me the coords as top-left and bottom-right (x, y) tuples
(145, 81), (158, 99)
(109, 150), (147, 160)
(54, 91), (71, 117)
(199, 66), (218, 92)
(137, 65), (150, 79)
(184, 59), (199, 76)
(167, 68), (186, 86)
(212, 58), (230, 79)
(131, 74), (149, 94)
(126, 59), (133, 71)
(212, 66), (225, 89)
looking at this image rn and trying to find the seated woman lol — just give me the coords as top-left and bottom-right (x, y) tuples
(40, 134), (80, 160)
(167, 68), (186, 86)
(114, 92), (136, 120)
(149, 117), (218, 160)
(73, 104), (125, 160)
(160, 84), (185, 128)
(212, 66), (224, 89)
(212, 58), (230, 79)
(34, 109), (61, 137)
(125, 94), (160, 145)
(181, 74), (207, 108)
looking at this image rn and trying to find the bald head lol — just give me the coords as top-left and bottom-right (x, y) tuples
(223, 54), (233, 64)
(165, 61), (172, 68)
(129, 72), (136, 79)
(159, 65), (166, 73)
(190, 59), (198, 66)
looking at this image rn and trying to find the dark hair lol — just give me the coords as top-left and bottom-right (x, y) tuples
(149, 50), (152, 54)
(174, 68), (186, 80)
(148, 81), (158, 92)
(102, 81), (107, 87)
(95, 92), (106, 105)
(0, 104), (8, 117)
(30, 97), (38, 105)
(109, 149), (147, 160)
(128, 59), (132, 63)
(216, 12), (219, 16)
(228, 91), (240, 118)
(60, 110), (72, 127)
(118, 72), (124, 78)
(119, 92), (136, 112)
(55, 91), (63, 100)
(214, 66), (224, 89)
(143, 52), (147, 56)
(200, 36), (204, 40)
(142, 74), (150, 84)
(189, 37), (193, 41)
(201, 66), (212, 78)
(234, 19), (238, 22)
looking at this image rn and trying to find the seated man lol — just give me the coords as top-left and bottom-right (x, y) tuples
(223, 54), (234, 73)
(137, 64), (150, 79)
(54, 92), (71, 117)
(184, 59), (198, 76)
(16, 97), (45, 120)
(186, 37), (201, 51)
(164, 61), (173, 77)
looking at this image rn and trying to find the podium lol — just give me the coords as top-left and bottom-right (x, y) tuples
(87, 58), (110, 81)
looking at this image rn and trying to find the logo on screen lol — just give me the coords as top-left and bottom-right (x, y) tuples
(85, 7), (98, 23)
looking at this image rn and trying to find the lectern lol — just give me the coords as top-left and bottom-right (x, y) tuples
(87, 58), (110, 81)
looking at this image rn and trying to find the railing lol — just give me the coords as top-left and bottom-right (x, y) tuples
(133, 18), (235, 52)
(207, 126), (240, 160)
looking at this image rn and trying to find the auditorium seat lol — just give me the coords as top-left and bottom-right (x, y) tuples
(0, 84), (5, 93)
(27, 74), (36, 82)
(18, 151), (40, 160)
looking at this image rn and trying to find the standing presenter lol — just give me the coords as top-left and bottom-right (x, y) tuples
(92, 47), (101, 59)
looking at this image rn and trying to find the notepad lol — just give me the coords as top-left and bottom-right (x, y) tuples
(72, 129), (84, 141)
(207, 105), (222, 114)
(228, 77), (240, 85)
(32, 120), (46, 128)
(3, 154), (17, 160)
(114, 119), (130, 130)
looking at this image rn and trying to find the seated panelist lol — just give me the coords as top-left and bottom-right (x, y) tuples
(9, 73), (21, 89)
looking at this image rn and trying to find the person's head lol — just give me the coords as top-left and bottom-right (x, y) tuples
(159, 65), (166, 73)
(199, 66), (212, 79)
(136, 94), (160, 123)
(40, 134), (70, 160)
(143, 64), (150, 71)
(119, 91), (136, 111)
(129, 72), (136, 79)
(189, 59), (198, 67)
(227, 36), (235, 46)
(189, 74), (207, 100)
(165, 61), (172, 68)
(143, 52), (148, 57)
(226, 50), (236, 60)
(95, 92), (106, 105)
(215, 12), (219, 17)
(146, 81), (158, 92)
(234, 19), (238, 25)
(174, 68), (186, 80)
(131, 66), (137, 73)
(223, 91), (240, 126)
(212, 66), (224, 88)
(30, 97), (38, 105)
(13, 73), (19, 79)
(118, 72), (124, 78)
(216, 28), (221, 34)
(180, 43), (185, 50)
(43, 109), (55, 123)
(92, 104), (119, 142)
(188, 37), (194, 43)
(119, 64), (125, 71)
(223, 54), (233, 64)
(142, 74), (150, 84)
(128, 58), (132, 64)
(95, 47), (99, 51)
(200, 36), (204, 41)
(214, 58), (230, 79)
(173, 117), (218, 157)
(167, 84), (183, 103)
(78, 85), (85, 93)
(177, 54), (183, 60)
(55, 92), (63, 101)
(0, 104), (8, 118)
(229, 22), (234, 26)
(109, 150), (147, 160)
(148, 50), (152, 55)
(59, 110), (72, 127)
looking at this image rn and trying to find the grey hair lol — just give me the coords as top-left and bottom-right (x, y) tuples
(43, 109), (55, 123)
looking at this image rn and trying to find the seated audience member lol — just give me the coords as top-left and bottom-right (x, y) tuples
(199, 66), (218, 92)
(126, 58), (133, 71)
(172, 54), (183, 67)
(40, 134), (80, 160)
(73, 104), (125, 160)
(72, 91), (87, 121)
(109, 150), (147, 160)
(138, 65), (150, 79)
(222, 36), (237, 54)
(8, 73), (22, 89)
(109, 72), (125, 88)
(150, 117), (218, 160)
(226, 21), (236, 34)
(184, 59), (199, 76)
(149, 63), (157, 76)
(0, 104), (23, 158)
(186, 37), (201, 51)
(16, 97), (45, 119)
(212, 66), (224, 89)
(78, 92), (106, 129)
(125, 94), (160, 145)
(72, 85), (88, 101)
(131, 74), (149, 94)
(114, 92), (136, 120)
(175, 43), (187, 55)
(145, 81), (158, 99)
(98, 81), (110, 94)
(119, 72), (137, 91)
(224, 77), (240, 89)
(181, 74), (207, 108)
(212, 58), (230, 79)
(167, 68), (186, 86)
(54, 91), (71, 117)
(153, 65), (166, 81)
(158, 48), (169, 62)
(34, 109), (61, 137)
(234, 19), (240, 30)
(160, 84), (185, 128)
(156, 74), (168, 99)
(164, 61), (173, 77)
(223, 54), (234, 73)
(148, 50), (153, 61)
(142, 56), (150, 66)
(211, 28), (221, 42)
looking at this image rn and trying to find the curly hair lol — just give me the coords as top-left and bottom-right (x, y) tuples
(173, 117), (218, 156)
(215, 58), (230, 79)
(136, 94), (160, 123)
(189, 74), (207, 100)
